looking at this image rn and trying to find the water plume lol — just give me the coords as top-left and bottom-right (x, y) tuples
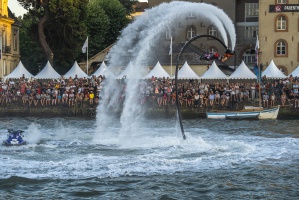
(95, 1), (236, 139)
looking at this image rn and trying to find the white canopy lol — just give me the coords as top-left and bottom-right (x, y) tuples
(262, 60), (287, 79)
(116, 61), (137, 79)
(5, 61), (34, 79)
(35, 61), (61, 79)
(173, 61), (200, 79)
(92, 61), (115, 78)
(144, 61), (170, 79)
(64, 61), (88, 79)
(229, 61), (257, 79)
(289, 66), (299, 77)
(200, 61), (227, 79)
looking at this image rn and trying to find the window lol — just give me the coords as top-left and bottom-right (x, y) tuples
(277, 0), (287, 4)
(275, 40), (287, 57)
(245, 26), (258, 38)
(276, 15), (287, 31)
(278, 66), (287, 75)
(208, 26), (217, 37)
(186, 26), (196, 40)
(242, 50), (256, 64)
(245, 3), (259, 18)
(13, 29), (18, 51)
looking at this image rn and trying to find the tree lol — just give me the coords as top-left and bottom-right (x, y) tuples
(18, 0), (54, 64)
(95, 0), (129, 47)
(17, 0), (136, 73)
(119, 0), (138, 16)
(17, 0), (88, 72)
(18, 15), (46, 75)
(86, 1), (110, 57)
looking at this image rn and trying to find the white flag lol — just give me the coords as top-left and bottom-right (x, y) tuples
(82, 37), (88, 53)
(255, 35), (259, 64)
(255, 35), (259, 50)
(169, 36), (172, 55)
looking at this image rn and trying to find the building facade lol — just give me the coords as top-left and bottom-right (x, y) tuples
(0, 0), (21, 78)
(148, 0), (238, 75)
(149, 0), (299, 76)
(259, 0), (299, 75)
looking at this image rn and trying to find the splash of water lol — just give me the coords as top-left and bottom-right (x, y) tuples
(96, 1), (236, 139)
(25, 123), (42, 144)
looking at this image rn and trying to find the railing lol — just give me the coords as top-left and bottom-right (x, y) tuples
(236, 37), (256, 45)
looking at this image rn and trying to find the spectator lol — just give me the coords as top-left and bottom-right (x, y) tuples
(263, 92), (269, 108)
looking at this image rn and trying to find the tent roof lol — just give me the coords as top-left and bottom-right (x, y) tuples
(92, 61), (115, 78)
(200, 61), (227, 79)
(116, 61), (136, 79)
(262, 60), (287, 79)
(5, 61), (34, 79)
(229, 61), (257, 79)
(64, 61), (88, 78)
(289, 65), (299, 77)
(144, 61), (170, 79)
(35, 61), (61, 79)
(173, 61), (200, 79)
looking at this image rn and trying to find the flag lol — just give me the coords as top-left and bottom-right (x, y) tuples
(169, 36), (172, 55)
(255, 35), (259, 64)
(82, 37), (88, 53)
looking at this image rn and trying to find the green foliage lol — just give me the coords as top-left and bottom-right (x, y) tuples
(96, 0), (129, 46)
(18, 14), (46, 75)
(119, 0), (138, 16)
(17, 0), (137, 73)
(45, 0), (89, 73)
(86, 1), (110, 57)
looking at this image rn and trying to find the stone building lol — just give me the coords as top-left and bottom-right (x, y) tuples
(148, 0), (261, 76)
(0, 0), (21, 78)
(258, 0), (299, 75)
(148, 0), (299, 76)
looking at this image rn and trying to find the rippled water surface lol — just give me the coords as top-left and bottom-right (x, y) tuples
(0, 117), (298, 199)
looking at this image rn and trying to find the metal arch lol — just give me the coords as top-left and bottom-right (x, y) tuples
(175, 34), (228, 140)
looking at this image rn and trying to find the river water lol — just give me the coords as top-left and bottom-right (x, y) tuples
(0, 117), (298, 199)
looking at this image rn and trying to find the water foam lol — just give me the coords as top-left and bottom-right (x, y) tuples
(95, 1), (236, 140)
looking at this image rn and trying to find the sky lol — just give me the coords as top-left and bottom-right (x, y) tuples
(8, 0), (148, 17)
(8, 0), (27, 17)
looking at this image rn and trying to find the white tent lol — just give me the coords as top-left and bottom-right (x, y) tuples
(5, 61), (34, 79)
(200, 61), (227, 79)
(144, 61), (170, 79)
(35, 61), (61, 79)
(92, 61), (115, 78)
(262, 60), (287, 79)
(229, 61), (257, 79)
(116, 61), (137, 79)
(64, 61), (88, 78)
(289, 66), (299, 77)
(173, 61), (200, 79)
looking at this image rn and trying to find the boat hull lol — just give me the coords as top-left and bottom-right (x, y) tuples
(207, 106), (280, 120)
(2, 140), (27, 146)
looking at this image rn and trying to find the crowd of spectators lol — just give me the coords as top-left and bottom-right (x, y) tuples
(137, 75), (299, 109)
(1, 74), (299, 110)
(0, 75), (104, 107)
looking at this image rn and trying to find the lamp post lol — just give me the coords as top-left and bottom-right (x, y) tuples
(38, 63), (41, 72)
(175, 34), (233, 140)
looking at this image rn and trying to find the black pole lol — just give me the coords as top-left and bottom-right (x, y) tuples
(175, 35), (229, 140)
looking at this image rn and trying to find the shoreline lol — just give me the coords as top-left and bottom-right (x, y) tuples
(0, 100), (299, 119)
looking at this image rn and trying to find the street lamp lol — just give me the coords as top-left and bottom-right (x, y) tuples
(38, 63), (41, 72)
